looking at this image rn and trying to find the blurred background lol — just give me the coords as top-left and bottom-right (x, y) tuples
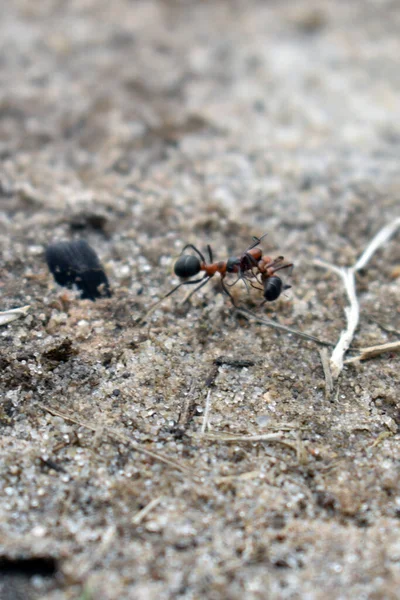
(1, 2), (400, 599)
(2, 0), (399, 260)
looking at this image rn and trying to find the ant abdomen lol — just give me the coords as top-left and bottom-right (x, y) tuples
(174, 254), (201, 278)
(263, 276), (283, 301)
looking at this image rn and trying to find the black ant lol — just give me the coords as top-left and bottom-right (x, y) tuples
(140, 235), (293, 322)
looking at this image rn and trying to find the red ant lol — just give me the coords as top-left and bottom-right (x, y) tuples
(140, 235), (293, 321)
(221, 235), (293, 304)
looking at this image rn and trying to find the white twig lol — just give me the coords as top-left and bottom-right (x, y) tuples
(313, 259), (343, 278)
(329, 267), (359, 377)
(201, 389), (212, 434)
(354, 217), (400, 271)
(315, 218), (400, 379)
(0, 305), (30, 326)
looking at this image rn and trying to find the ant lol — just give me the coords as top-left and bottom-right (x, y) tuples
(140, 235), (293, 321)
(221, 234), (293, 304)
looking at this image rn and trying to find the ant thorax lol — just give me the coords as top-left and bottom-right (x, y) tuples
(226, 256), (241, 273)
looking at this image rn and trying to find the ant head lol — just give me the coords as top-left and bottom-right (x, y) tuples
(174, 254), (201, 278)
(263, 276), (283, 301)
(226, 256), (240, 273)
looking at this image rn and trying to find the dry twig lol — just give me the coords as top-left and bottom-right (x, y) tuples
(196, 431), (297, 452)
(368, 431), (394, 449)
(314, 217), (400, 378)
(235, 307), (332, 346)
(296, 431), (309, 465)
(201, 389), (212, 434)
(0, 305), (30, 326)
(366, 318), (400, 337)
(39, 404), (195, 477)
(344, 340), (400, 364)
(178, 379), (198, 429)
(319, 347), (334, 398)
(132, 496), (163, 525)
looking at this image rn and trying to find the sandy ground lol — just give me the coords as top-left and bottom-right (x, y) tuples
(1, 1), (400, 598)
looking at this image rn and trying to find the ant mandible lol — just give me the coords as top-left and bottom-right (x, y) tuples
(140, 235), (293, 322)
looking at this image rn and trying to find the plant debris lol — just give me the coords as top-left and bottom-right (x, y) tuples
(0, 306), (30, 326)
(345, 340), (400, 364)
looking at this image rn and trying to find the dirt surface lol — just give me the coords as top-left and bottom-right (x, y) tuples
(1, 1), (400, 598)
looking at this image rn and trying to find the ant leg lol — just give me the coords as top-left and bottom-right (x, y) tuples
(257, 233), (268, 243)
(261, 256), (284, 270)
(221, 277), (239, 307)
(244, 251), (259, 267)
(271, 256), (285, 268)
(182, 275), (211, 304)
(241, 277), (252, 294)
(138, 276), (207, 324)
(207, 244), (214, 263)
(271, 262), (294, 274)
(245, 233), (268, 252)
(253, 270), (263, 285)
(282, 285), (292, 299)
(224, 273), (242, 288)
(241, 253), (263, 284)
(244, 252), (263, 282)
(162, 277), (206, 300)
(225, 266), (260, 289)
(222, 275), (260, 304)
(249, 280), (263, 292)
(181, 244), (206, 263)
(245, 238), (261, 252)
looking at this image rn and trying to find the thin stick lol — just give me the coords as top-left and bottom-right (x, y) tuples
(312, 259), (343, 277)
(319, 347), (334, 398)
(366, 317), (400, 337)
(132, 496), (163, 525)
(201, 389), (212, 434)
(197, 432), (297, 451)
(368, 431), (393, 449)
(235, 306), (332, 346)
(217, 470), (261, 482)
(296, 431), (308, 465)
(0, 305), (30, 326)
(314, 218), (400, 378)
(137, 275), (208, 325)
(178, 379), (198, 429)
(39, 404), (195, 476)
(344, 340), (400, 364)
